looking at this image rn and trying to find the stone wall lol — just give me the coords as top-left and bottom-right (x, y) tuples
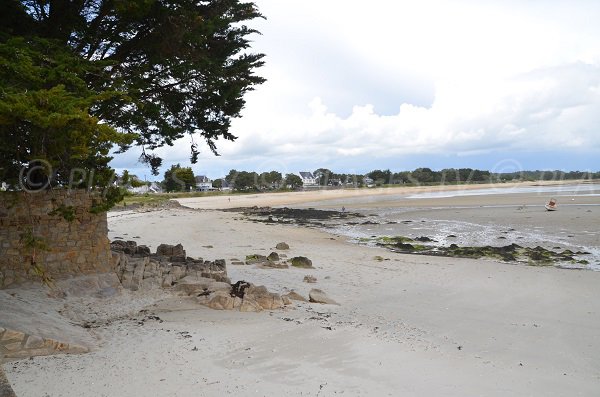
(0, 190), (112, 288)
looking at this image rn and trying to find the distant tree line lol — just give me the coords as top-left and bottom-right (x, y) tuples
(224, 169), (304, 191)
(319, 167), (599, 186)
(117, 166), (600, 193)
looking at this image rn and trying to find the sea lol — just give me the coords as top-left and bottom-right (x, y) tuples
(295, 183), (600, 271)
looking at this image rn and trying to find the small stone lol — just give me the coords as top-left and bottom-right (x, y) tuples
(303, 275), (317, 283)
(275, 242), (290, 250)
(267, 252), (280, 262)
(245, 254), (269, 265)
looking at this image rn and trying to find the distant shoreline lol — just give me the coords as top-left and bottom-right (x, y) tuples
(176, 179), (598, 210)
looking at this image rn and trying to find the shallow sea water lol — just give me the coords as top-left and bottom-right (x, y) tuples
(296, 183), (600, 271)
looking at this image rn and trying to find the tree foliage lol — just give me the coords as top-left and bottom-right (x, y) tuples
(0, 0), (266, 191)
(284, 173), (302, 189)
(259, 170), (282, 188)
(0, 37), (133, 189)
(162, 164), (195, 192)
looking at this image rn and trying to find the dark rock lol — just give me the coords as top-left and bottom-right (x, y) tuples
(111, 240), (138, 255)
(267, 252), (280, 262)
(214, 259), (226, 270)
(276, 242), (290, 250)
(231, 280), (252, 298)
(156, 243), (186, 258)
(414, 236), (435, 242)
(136, 245), (151, 256)
(245, 254), (269, 265)
(291, 256), (314, 269)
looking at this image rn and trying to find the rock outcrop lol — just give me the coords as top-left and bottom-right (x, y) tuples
(111, 241), (229, 292)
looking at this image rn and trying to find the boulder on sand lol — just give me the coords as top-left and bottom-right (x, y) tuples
(275, 242), (290, 250)
(243, 285), (285, 310)
(309, 289), (339, 305)
(283, 291), (308, 302)
(291, 256), (313, 269)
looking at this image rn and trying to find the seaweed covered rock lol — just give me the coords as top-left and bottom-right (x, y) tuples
(291, 256), (314, 269)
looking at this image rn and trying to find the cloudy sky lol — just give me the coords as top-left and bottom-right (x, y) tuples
(112, 0), (600, 180)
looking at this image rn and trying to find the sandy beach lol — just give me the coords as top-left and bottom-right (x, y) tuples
(4, 183), (600, 396)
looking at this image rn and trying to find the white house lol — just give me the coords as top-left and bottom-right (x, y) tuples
(195, 175), (214, 191)
(128, 182), (162, 194)
(299, 172), (318, 186)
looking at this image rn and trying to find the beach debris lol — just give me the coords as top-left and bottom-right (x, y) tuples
(276, 242), (290, 250)
(291, 256), (314, 269)
(545, 198), (558, 211)
(309, 289), (339, 305)
(230, 280), (252, 298)
(303, 275), (317, 283)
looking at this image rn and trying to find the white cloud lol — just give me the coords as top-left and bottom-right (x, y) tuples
(111, 0), (600, 176)
(222, 62), (600, 160)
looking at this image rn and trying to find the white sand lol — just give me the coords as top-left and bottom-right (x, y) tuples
(4, 188), (600, 396)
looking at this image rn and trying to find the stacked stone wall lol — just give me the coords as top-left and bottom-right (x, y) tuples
(0, 190), (111, 288)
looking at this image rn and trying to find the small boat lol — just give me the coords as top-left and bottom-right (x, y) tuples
(545, 198), (558, 211)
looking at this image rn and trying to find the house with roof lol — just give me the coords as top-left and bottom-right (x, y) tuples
(128, 182), (162, 194)
(299, 172), (318, 186)
(195, 175), (213, 191)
